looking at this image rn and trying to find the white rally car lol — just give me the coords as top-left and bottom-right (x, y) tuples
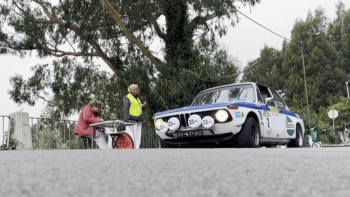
(153, 82), (305, 148)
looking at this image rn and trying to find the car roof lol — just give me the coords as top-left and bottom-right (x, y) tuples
(197, 82), (269, 94)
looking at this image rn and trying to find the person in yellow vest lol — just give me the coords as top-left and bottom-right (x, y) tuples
(123, 84), (147, 149)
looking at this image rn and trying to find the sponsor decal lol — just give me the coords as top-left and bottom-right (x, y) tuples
(285, 116), (295, 136)
(268, 106), (279, 113)
(258, 111), (263, 120)
(287, 129), (295, 136)
(266, 128), (272, 134)
(235, 111), (244, 118)
(263, 111), (270, 117)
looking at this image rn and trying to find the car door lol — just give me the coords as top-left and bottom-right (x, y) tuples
(269, 88), (294, 139)
(256, 87), (281, 138)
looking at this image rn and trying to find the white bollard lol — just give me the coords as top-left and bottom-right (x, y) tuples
(9, 111), (33, 150)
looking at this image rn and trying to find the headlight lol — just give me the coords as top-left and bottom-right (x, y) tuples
(202, 116), (214, 128)
(155, 118), (164, 130)
(215, 110), (228, 122)
(168, 117), (180, 131)
(188, 114), (201, 128)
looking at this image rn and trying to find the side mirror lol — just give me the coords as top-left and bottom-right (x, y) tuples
(265, 97), (274, 105)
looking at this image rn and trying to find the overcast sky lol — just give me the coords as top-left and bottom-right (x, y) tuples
(0, 0), (341, 119)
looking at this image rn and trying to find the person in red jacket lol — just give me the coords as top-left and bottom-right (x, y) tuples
(74, 99), (107, 149)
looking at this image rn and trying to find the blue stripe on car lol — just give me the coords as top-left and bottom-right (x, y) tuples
(279, 109), (296, 117)
(154, 101), (297, 118)
(260, 105), (296, 117)
(154, 101), (259, 116)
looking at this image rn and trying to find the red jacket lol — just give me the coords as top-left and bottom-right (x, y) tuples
(74, 105), (101, 137)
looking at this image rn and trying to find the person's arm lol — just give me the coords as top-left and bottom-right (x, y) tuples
(141, 101), (147, 108)
(82, 107), (101, 124)
(123, 97), (131, 121)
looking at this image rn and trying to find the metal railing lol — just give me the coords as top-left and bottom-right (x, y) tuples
(29, 117), (83, 149)
(1, 115), (158, 150)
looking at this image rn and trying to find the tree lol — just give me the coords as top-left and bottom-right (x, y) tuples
(0, 0), (260, 117)
(283, 8), (347, 114)
(241, 45), (285, 92)
(340, 9), (350, 74)
(327, 1), (348, 73)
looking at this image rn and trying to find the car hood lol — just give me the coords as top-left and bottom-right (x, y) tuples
(154, 101), (260, 116)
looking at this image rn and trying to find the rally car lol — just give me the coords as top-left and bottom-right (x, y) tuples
(153, 82), (305, 148)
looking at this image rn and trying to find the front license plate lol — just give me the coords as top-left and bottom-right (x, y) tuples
(173, 130), (203, 138)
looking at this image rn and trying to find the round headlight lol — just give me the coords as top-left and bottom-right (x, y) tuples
(202, 116), (214, 128)
(215, 110), (228, 122)
(188, 114), (202, 128)
(159, 122), (169, 133)
(168, 117), (180, 131)
(155, 118), (164, 130)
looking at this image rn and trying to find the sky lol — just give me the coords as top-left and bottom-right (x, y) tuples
(0, 0), (341, 119)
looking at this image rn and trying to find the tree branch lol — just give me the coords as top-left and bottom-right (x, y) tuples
(32, 0), (118, 73)
(47, 48), (99, 57)
(130, 2), (150, 32)
(12, 0), (51, 24)
(150, 8), (166, 40)
(103, 0), (162, 67)
(192, 13), (219, 26)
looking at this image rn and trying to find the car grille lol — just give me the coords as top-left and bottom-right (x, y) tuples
(179, 113), (190, 127)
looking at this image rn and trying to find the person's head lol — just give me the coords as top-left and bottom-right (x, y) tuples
(88, 99), (102, 112)
(128, 84), (139, 96)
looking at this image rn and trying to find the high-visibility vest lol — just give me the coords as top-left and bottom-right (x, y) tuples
(126, 93), (142, 116)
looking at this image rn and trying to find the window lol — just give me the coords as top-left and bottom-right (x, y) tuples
(256, 87), (264, 103)
(191, 84), (255, 105)
(269, 88), (288, 110)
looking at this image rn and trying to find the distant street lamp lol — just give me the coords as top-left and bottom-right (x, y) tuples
(300, 32), (320, 128)
(300, 40), (311, 128)
(346, 81), (349, 98)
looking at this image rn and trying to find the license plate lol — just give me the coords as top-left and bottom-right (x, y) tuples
(173, 130), (203, 138)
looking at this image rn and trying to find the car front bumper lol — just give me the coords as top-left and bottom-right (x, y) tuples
(162, 132), (234, 145)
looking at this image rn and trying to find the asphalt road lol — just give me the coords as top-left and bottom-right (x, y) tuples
(1, 148), (350, 197)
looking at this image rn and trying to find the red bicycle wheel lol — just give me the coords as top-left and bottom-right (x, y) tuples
(113, 133), (134, 149)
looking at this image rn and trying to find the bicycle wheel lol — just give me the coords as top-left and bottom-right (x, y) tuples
(113, 133), (134, 149)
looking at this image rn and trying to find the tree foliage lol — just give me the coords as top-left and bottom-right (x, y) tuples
(241, 3), (350, 143)
(1, 0), (260, 119)
(241, 44), (285, 92)
(283, 8), (347, 113)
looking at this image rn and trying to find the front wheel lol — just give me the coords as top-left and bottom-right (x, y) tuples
(237, 117), (260, 148)
(287, 125), (303, 148)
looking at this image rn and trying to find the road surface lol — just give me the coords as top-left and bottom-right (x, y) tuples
(1, 148), (350, 197)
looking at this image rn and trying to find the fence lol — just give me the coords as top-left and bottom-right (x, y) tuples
(0, 115), (158, 150)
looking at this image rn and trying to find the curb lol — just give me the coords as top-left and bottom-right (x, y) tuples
(321, 144), (350, 147)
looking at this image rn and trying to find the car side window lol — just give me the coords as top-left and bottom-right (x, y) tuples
(256, 87), (264, 103)
(269, 88), (287, 110)
(259, 90), (269, 104)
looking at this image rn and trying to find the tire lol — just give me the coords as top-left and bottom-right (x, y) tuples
(237, 117), (260, 148)
(158, 137), (176, 148)
(287, 125), (303, 148)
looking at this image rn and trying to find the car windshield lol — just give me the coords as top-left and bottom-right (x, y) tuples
(191, 84), (255, 105)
